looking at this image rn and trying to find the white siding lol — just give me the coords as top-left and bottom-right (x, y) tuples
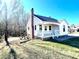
(33, 17), (60, 38)
(33, 16), (60, 38)
(33, 16), (43, 37)
(59, 20), (68, 36)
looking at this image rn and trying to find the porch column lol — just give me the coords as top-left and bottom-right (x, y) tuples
(42, 24), (44, 40)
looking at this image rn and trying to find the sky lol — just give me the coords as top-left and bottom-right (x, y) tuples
(22, 0), (79, 25)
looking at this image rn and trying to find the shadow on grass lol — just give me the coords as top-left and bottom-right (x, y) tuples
(6, 43), (17, 59)
(8, 48), (17, 59)
(45, 36), (79, 48)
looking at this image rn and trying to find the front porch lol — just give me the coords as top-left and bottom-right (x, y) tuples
(36, 30), (60, 38)
(35, 23), (60, 39)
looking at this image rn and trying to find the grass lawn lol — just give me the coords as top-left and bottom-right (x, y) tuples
(28, 39), (79, 59)
(0, 38), (79, 59)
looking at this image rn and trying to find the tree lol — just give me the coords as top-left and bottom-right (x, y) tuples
(0, 0), (27, 45)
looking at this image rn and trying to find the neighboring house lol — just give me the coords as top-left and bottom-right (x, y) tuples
(26, 8), (69, 39)
(75, 25), (79, 32)
(70, 24), (79, 33)
(69, 24), (76, 33)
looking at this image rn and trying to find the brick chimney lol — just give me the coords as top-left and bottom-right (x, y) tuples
(31, 8), (34, 39)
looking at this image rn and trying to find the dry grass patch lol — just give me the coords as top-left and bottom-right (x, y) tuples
(0, 39), (78, 59)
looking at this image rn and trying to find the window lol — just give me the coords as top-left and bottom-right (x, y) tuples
(35, 25), (36, 30)
(45, 26), (47, 31)
(63, 25), (65, 32)
(28, 27), (29, 30)
(49, 26), (51, 30)
(39, 25), (42, 30)
(68, 26), (70, 28)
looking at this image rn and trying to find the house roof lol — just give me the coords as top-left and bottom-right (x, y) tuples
(34, 14), (59, 23)
(59, 20), (69, 25)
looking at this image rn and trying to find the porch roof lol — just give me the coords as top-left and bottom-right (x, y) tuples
(39, 21), (60, 25)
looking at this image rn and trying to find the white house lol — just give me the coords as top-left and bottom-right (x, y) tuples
(26, 8), (69, 40)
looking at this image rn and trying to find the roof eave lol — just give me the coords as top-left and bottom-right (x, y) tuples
(40, 21), (60, 25)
